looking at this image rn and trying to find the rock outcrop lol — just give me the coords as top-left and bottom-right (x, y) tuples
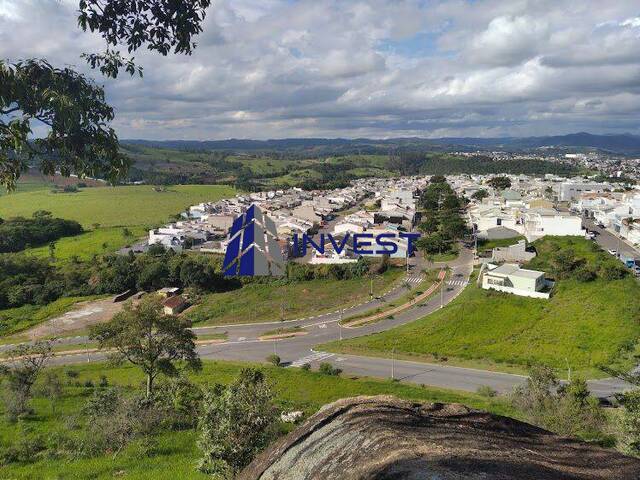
(239, 395), (640, 480)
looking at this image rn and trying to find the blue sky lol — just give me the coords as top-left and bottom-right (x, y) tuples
(1, 0), (640, 140)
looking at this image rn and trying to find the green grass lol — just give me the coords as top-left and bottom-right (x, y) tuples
(22, 226), (148, 261)
(260, 326), (305, 337)
(477, 236), (527, 252)
(187, 268), (404, 326)
(0, 360), (517, 479)
(323, 237), (640, 378)
(0, 296), (104, 338)
(0, 185), (237, 229)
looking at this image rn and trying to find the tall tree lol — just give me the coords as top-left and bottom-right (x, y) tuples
(1, 1), (213, 189)
(90, 295), (201, 399)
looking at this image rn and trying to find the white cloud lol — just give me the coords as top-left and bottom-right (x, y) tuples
(1, 0), (639, 139)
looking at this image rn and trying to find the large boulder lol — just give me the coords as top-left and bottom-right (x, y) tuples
(239, 395), (640, 480)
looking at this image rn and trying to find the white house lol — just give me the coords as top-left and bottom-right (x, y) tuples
(482, 263), (552, 299)
(522, 209), (584, 242)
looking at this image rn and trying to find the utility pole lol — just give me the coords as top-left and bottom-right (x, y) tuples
(391, 339), (398, 380)
(274, 338), (278, 356)
(565, 357), (571, 382)
(339, 309), (343, 341)
(440, 279), (444, 308)
(370, 276), (374, 300)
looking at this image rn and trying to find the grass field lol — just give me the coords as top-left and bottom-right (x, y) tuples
(0, 360), (516, 480)
(0, 185), (237, 228)
(323, 237), (640, 378)
(0, 296), (104, 339)
(23, 226), (148, 261)
(187, 268), (405, 326)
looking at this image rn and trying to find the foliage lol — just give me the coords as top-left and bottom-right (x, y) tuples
(197, 369), (278, 477)
(0, 214), (82, 253)
(78, 0), (212, 78)
(325, 237), (640, 377)
(416, 180), (467, 255)
(511, 365), (606, 440)
(0, 59), (129, 190)
(318, 362), (342, 376)
(90, 296), (201, 399)
(487, 176), (512, 190)
(0, 341), (53, 419)
(266, 354), (281, 367)
(471, 189), (489, 201)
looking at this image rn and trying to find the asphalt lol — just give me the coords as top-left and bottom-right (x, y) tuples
(17, 228), (640, 399)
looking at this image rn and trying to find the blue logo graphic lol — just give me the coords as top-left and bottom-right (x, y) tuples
(222, 205), (285, 277)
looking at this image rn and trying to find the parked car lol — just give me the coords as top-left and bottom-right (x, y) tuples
(585, 232), (596, 240)
(607, 249), (619, 257)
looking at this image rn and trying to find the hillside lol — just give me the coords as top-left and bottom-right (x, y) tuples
(125, 132), (640, 155)
(323, 237), (640, 377)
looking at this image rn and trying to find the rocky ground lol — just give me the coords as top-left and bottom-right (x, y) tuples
(240, 395), (640, 480)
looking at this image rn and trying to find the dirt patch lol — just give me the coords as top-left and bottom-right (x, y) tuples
(26, 298), (128, 340)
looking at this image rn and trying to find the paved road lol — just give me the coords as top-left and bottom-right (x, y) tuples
(584, 218), (640, 259)
(18, 242), (640, 398)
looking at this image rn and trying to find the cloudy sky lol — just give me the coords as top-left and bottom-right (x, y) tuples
(1, 0), (640, 140)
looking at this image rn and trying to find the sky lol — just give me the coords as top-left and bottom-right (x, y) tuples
(1, 0), (640, 140)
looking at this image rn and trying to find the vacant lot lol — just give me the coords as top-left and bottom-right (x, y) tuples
(0, 360), (515, 480)
(0, 185), (236, 228)
(187, 268), (404, 326)
(324, 237), (640, 378)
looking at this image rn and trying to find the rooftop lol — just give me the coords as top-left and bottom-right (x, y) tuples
(488, 263), (544, 279)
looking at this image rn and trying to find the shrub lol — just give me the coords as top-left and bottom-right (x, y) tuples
(318, 362), (342, 376)
(266, 354), (281, 367)
(476, 385), (497, 398)
(0, 434), (46, 465)
(300, 363), (311, 371)
(599, 263), (627, 280)
(574, 266), (597, 282)
(198, 369), (277, 476)
(98, 375), (109, 388)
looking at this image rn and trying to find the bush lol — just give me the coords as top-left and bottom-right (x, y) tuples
(476, 385), (497, 398)
(300, 363), (311, 371)
(98, 375), (109, 388)
(0, 434), (46, 465)
(599, 263), (628, 280)
(266, 354), (281, 367)
(318, 362), (342, 376)
(574, 266), (597, 282)
(198, 369), (277, 476)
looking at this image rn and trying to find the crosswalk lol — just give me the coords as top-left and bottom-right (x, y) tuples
(448, 279), (468, 287)
(405, 275), (423, 284)
(289, 351), (334, 368)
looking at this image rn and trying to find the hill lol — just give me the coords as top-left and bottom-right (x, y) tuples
(124, 132), (640, 154)
(322, 237), (640, 378)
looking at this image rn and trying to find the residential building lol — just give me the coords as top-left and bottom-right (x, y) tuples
(482, 263), (552, 299)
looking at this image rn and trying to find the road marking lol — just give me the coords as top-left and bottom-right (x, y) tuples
(318, 324), (327, 329)
(447, 280), (468, 287)
(289, 351), (334, 367)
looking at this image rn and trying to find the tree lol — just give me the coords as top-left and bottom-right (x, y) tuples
(471, 189), (489, 201)
(487, 176), (511, 190)
(0, 59), (130, 190)
(36, 371), (63, 415)
(197, 369), (278, 477)
(90, 295), (201, 399)
(550, 249), (580, 279)
(1, 1), (213, 189)
(0, 341), (53, 419)
(78, 0), (212, 78)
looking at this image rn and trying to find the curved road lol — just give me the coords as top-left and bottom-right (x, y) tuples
(33, 247), (634, 398)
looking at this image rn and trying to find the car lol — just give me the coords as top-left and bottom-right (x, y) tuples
(597, 223), (606, 228)
(585, 232), (596, 240)
(608, 249), (618, 257)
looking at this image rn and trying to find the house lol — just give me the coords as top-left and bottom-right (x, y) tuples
(162, 295), (188, 315)
(482, 263), (552, 299)
(522, 209), (584, 241)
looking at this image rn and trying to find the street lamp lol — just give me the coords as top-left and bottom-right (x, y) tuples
(339, 309), (344, 341)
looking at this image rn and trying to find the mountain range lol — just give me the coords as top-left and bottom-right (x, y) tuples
(124, 132), (640, 155)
